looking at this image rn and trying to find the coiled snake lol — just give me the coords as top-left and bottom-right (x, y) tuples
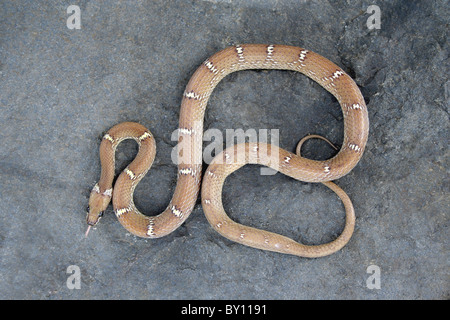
(86, 44), (369, 257)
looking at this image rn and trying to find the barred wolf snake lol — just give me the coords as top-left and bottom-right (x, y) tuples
(86, 44), (368, 257)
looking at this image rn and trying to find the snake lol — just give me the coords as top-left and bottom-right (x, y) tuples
(86, 44), (369, 257)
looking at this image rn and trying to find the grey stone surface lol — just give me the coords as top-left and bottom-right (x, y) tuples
(0, 0), (448, 299)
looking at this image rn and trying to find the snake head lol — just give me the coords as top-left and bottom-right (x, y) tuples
(86, 184), (112, 229)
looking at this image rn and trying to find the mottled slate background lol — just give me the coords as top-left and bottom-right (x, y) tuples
(0, 0), (448, 299)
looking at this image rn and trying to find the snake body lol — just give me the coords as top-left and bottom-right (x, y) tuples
(87, 44), (368, 257)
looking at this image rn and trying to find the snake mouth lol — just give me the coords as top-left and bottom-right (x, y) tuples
(85, 212), (103, 237)
(87, 220), (97, 226)
(86, 211), (104, 226)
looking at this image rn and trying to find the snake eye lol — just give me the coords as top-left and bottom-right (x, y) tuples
(86, 205), (90, 213)
(98, 211), (104, 217)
